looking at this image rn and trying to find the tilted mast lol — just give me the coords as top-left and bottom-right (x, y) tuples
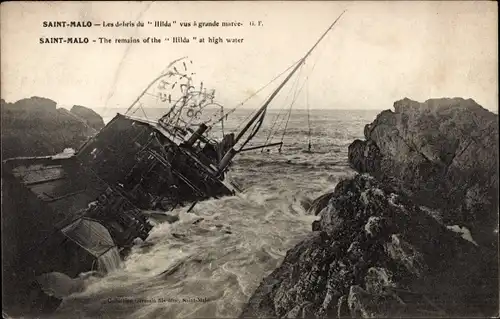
(217, 10), (346, 172)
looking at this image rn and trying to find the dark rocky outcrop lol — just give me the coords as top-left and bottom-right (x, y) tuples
(241, 97), (498, 318)
(1, 97), (103, 159)
(307, 192), (335, 216)
(240, 174), (498, 318)
(348, 98), (498, 247)
(70, 105), (105, 131)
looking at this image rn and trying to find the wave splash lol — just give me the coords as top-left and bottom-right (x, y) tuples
(52, 173), (352, 318)
(50, 110), (369, 318)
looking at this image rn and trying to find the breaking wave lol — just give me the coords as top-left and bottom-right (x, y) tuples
(50, 109), (374, 318)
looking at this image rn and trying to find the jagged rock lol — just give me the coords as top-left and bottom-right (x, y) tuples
(239, 174), (498, 318)
(348, 98), (498, 247)
(312, 220), (321, 232)
(336, 295), (349, 318)
(364, 267), (395, 295)
(348, 140), (381, 174)
(70, 105), (105, 131)
(299, 197), (313, 212)
(284, 301), (314, 318)
(1, 96), (57, 112)
(364, 217), (391, 239)
(347, 284), (408, 318)
(308, 192), (335, 215)
(1, 97), (103, 158)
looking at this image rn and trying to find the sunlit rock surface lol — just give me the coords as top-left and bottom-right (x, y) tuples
(240, 174), (498, 318)
(242, 98), (498, 318)
(348, 98), (498, 247)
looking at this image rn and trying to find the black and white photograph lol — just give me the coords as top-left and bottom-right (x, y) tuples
(1, 1), (498, 318)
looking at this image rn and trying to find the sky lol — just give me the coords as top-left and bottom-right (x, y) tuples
(1, 1), (498, 115)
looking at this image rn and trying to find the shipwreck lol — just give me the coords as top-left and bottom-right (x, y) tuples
(2, 12), (345, 317)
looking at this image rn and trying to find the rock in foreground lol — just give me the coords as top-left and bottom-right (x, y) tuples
(240, 174), (498, 318)
(1, 97), (103, 158)
(348, 98), (498, 247)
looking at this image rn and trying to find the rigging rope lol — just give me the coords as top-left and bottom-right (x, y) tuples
(220, 104), (225, 137)
(128, 102), (150, 121)
(278, 74), (302, 153)
(262, 63), (305, 150)
(279, 41), (327, 153)
(307, 79), (312, 151)
(238, 51), (318, 154)
(261, 108), (286, 151)
(267, 63), (305, 152)
(207, 58), (303, 131)
(302, 41), (328, 152)
(230, 87), (275, 136)
(238, 109), (267, 151)
(252, 48), (322, 154)
(232, 101), (261, 133)
(277, 58), (321, 152)
(210, 11), (345, 150)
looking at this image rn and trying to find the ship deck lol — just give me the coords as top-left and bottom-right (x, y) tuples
(3, 155), (106, 229)
(119, 113), (239, 195)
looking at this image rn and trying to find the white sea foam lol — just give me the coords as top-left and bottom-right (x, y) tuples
(52, 109), (372, 318)
(446, 225), (478, 246)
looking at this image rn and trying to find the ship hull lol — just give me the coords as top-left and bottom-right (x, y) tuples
(2, 162), (98, 316)
(1, 113), (236, 316)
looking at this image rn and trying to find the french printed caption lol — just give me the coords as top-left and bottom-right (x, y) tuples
(40, 20), (264, 44)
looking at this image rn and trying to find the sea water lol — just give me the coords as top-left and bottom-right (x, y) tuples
(53, 109), (379, 318)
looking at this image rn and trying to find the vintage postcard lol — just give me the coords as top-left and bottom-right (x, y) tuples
(1, 1), (498, 318)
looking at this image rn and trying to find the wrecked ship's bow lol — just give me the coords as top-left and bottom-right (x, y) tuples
(2, 13), (346, 314)
(1, 113), (237, 316)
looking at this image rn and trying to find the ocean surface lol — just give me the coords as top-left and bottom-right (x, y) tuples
(52, 108), (380, 319)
